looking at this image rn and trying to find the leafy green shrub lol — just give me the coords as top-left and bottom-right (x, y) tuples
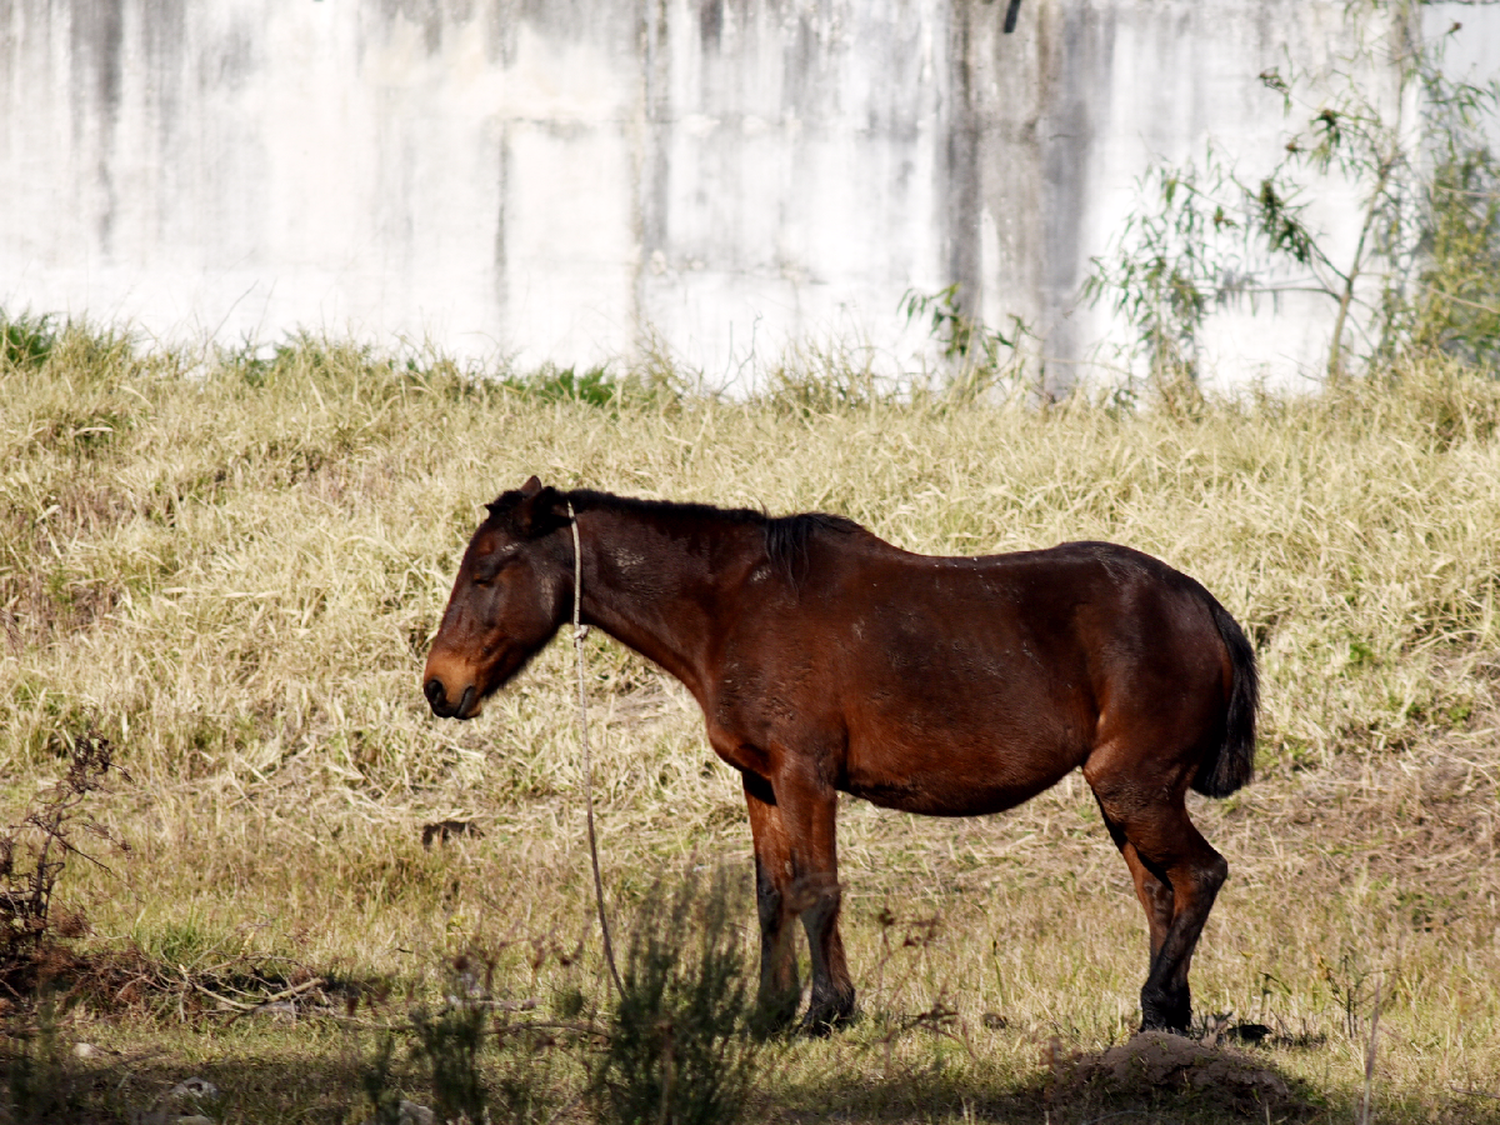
(503, 364), (619, 408)
(0, 312), (58, 372)
(589, 867), (761, 1125)
(1401, 146), (1500, 368)
(1086, 5), (1500, 383)
(900, 284), (1031, 400)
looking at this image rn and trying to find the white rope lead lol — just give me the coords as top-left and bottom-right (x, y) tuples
(569, 502), (624, 997)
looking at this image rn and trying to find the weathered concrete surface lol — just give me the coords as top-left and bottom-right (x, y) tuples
(1, 1), (1495, 387)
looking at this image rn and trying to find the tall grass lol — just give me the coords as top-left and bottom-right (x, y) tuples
(2, 326), (1499, 1121)
(4, 333), (1496, 786)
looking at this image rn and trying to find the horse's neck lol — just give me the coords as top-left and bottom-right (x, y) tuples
(578, 511), (753, 703)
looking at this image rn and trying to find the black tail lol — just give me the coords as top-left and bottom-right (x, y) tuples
(1191, 599), (1259, 798)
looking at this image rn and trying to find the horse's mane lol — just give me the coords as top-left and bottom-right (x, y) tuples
(764, 511), (861, 586)
(565, 489), (859, 584)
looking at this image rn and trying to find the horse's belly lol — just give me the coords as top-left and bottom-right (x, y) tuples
(841, 740), (1082, 817)
(837, 672), (1092, 816)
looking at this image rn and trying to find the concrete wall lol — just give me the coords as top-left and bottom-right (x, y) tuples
(2, 1), (1496, 388)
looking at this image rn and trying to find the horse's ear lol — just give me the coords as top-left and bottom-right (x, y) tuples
(515, 485), (569, 538)
(519, 475), (543, 498)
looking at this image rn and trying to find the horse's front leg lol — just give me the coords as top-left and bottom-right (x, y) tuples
(741, 767), (855, 1034)
(742, 771), (801, 1033)
(778, 769), (854, 1033)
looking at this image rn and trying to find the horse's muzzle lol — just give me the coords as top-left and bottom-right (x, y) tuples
(425, 678), (477, 720)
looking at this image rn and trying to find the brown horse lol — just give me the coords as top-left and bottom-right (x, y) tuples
(424, 477), (1257, 1034)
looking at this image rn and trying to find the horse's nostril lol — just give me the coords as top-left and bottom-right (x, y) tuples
(457, 684), (477, 719)
(425, 678), (447, 710)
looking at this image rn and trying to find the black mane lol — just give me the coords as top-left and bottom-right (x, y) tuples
(764, 511), (860, 585)
(563, 489), (859, 583)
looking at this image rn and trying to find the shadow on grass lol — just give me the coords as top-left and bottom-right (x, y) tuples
(6, 1049), (369, 1124)
(15, 1029), (1500, 1125)
(774, 1031), (1342, 1125)
(6, 1008), (581, 1124)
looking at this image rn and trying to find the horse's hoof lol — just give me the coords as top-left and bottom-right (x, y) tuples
(799, 998), (857, 1037)
(750, 996), (801, 1039)
(1139, 1006), (1193, 1035)
(1140, 1020), (1191, 1037)
(1140, 983), (1192, 1035)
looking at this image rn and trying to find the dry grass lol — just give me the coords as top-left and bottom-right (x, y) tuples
(1, 327), (1498, 1121)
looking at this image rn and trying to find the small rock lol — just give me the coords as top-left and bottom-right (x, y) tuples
(422, 819), (483, 848)
(168, 1077), (220, 1101)
(72, 1042), (104, 1058)
(1226, 1020), (1273, 1044)
(353, 1101), (435, 1125)
(252, 1000), (299, 1021)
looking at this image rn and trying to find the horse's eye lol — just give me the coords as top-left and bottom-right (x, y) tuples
(472, 559), (504, 586)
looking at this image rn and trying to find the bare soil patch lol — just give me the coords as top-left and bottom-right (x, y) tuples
(1053, 1030), (1316, 1121)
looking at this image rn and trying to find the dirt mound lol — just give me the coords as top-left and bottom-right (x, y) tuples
(1056, 1031), (1309, 1119)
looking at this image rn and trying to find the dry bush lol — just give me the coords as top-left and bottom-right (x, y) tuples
(0, 731), (123, 997)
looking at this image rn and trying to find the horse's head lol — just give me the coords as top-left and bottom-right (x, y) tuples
(424, 476), (573, 719)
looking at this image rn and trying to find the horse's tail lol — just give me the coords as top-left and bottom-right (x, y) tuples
(1191, 598), (1259, 798)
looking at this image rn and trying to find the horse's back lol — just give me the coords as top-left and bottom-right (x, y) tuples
(721, 534), (1243, 816)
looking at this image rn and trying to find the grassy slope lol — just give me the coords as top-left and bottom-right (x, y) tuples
(2, 330), (1499, 1121)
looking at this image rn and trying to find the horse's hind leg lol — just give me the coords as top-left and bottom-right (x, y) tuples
(1089, 780), (1228, 1032)
(1094, 797), (1174, 963)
